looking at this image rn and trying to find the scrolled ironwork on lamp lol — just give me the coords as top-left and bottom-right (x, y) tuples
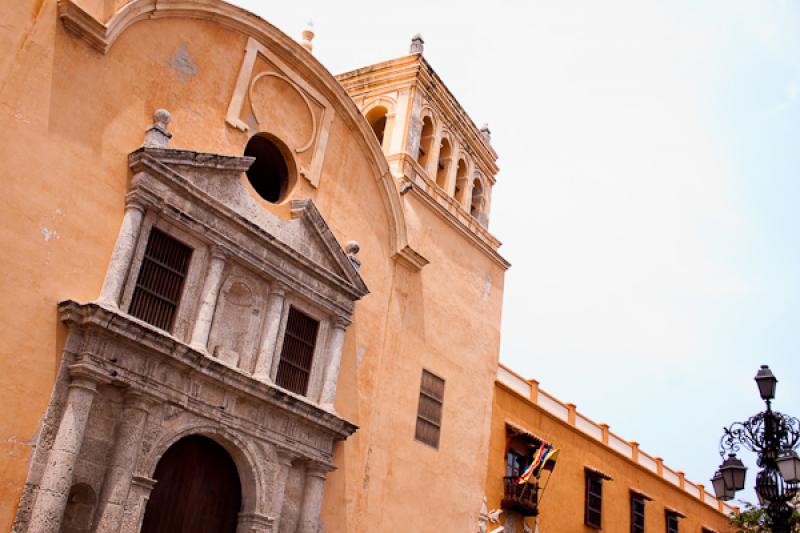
(712, 365), (800, 533)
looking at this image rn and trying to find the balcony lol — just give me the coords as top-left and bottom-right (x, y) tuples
(502, 476), (539, 517)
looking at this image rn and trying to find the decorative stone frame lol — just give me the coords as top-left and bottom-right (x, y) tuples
(118, 213), (209, 343)
(269, 295), (333, 402)
(13, 129), (367, 533)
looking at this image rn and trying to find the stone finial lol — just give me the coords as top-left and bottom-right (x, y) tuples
(345, 241), (361, 271)
(143, 109), (172, 148)
(480, 123), (491, 144)
(300, 21), (315, 53)
(410, 33), (424, 55)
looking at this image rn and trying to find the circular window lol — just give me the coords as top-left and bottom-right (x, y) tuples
(243, 135), (293, 203)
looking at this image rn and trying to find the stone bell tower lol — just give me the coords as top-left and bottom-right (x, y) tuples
(337, 36), (500, 239)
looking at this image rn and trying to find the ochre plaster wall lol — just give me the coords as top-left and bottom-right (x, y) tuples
(486, 383), (733, 533)
(0, 2), (505, 531)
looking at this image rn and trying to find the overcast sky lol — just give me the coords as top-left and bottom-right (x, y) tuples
(233, 0), (800, 504)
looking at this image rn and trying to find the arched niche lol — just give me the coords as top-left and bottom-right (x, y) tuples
(435, 136), (452, 190)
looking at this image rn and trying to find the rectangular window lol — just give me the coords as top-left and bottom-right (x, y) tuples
(665, 511), (680, 533)
(415, 369), (445, 448)
(630, 494), (645, 533)
(275, 307), (319, 396)
(128, 228), (192, 331)
(584, 471), (603, 529)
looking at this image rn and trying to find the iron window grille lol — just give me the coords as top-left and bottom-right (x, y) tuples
(275, 307), (319, 396)
(128, 228), (192, 331)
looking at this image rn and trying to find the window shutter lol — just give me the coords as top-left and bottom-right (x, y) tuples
(128, 228), (192, 331)
(584, 473), (603, 529)
(630, 494), (645, 533)
(275, 307), (319, 396)
(415, 370), (445, 448)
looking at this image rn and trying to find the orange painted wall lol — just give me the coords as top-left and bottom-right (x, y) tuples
(0, 1), (505, 531)
(486, 381), (733, 533)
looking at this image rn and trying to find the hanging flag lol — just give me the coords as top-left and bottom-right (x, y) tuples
(537, 448), (560, 476)
(518, 443), (550, 484)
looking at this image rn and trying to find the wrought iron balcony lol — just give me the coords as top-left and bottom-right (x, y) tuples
(502, 476), (539, 517)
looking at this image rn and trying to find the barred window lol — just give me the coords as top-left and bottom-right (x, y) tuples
(630, 493), (645, 533)
(275, 307), (319, 396)
(415, 369), (445, 448)
(584, 471), (603, 529)
(128, 228), (192, 331)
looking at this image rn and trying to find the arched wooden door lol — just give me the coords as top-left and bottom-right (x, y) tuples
(141, 435), (242, 533)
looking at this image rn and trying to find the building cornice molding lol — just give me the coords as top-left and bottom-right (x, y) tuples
(400, 175), (509, 270)
(337, 55), (499, 180)
(58, 299), (358, 444)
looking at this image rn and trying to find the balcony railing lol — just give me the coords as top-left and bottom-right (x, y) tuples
(502, 476), (539, 516)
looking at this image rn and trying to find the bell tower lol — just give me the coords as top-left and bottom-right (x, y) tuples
(337, 36), (500, 235)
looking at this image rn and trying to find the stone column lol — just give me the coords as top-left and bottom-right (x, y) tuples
(425, 126), (443, 178)
(253, 281), (288, 381)
(93, 391), (152, 533)
(319, 316), (350, 409)
(270, 448), (296, 530)
(97, 201), (146, 307)
(119, 475), (157, 533)
(190, 247), (228, 350)
(297, 462), (330, 533)
(27, 372), (99, 533)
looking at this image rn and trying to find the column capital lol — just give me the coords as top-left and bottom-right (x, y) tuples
(123, 389), (156, 412)
(124, 191), (153, 213)
(270, 280), (289, 297)
(274, 447), (298, 466)
(68, 364), (107, 391)
(333, 315), (351, 329)
(305, 460), (335, 479)
(209, 245), (232, 262)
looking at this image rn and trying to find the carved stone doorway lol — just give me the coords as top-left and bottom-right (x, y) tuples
(140, 435), (242, 533)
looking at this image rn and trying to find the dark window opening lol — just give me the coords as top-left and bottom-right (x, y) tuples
(244, 135), (290, 203)
(417, 116), (434, 167)
(275, 307), (319, 396)
(585, 471), (603, 529)
(415, 369), (445, 448)
(631, 494), (645, 533)
(366, 106), (388, 147)
(129, 228), (192, 332)
(665, 511), (680, 533)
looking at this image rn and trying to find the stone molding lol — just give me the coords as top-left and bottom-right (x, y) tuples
(399, 175), (510, 270)
(127, 147), (368, 314)
(337, 54), (499, 181)
(59, 300), (358, 446)
(56, 0), (426, 272)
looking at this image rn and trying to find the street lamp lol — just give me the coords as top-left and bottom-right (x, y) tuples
(712, 365), (800, 533)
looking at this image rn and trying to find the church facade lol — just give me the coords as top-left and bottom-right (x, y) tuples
(1, 2), (737, 533)
(0, 1), (506, 532)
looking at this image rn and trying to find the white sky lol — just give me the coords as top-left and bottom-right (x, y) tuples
(232, 0), (800, 505)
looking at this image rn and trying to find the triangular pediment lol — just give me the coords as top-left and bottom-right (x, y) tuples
(287, 199), (368, 296)
(130, 147), (369, 301)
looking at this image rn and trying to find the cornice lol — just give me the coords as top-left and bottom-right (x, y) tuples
(59, 299), (359, 440)
(399, 173), (509, 270)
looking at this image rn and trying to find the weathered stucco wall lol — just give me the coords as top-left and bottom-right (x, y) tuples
(0, 1), (506, 531)
(486, 382), (734, 533)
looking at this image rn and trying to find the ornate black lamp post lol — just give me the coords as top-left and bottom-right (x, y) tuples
(711, 365), (800, 532)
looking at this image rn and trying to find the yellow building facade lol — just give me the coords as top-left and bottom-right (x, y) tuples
(485, 365), (736, 533)
(0, 2), (739, 533)
(0, 1), (505, 532)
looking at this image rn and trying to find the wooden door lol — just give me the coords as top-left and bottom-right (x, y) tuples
(140, 435), (242, 533)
